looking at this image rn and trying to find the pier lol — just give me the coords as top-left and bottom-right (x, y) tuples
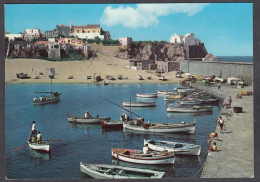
(189, 82), (254, 178)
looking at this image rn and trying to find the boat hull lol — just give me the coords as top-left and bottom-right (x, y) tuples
(136, 93), (158, 98)
(122, 102), (156, 107)
(144, 140), (201, 156)
(157, 90), (175, 95)
(27, 140), (50, 153)
(167, 106), (213, 113)
(111, 149), (174, 165)
(101, 121), (123, 129)
(180, 101), (203, 106)
(123, 123), (195, 134)
(68, 116), (111, 124)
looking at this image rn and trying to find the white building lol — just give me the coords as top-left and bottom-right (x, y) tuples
(170, 33), (201, 45)
(23, 28), (41, 41)
(5, 33), (23, 40)
(119, 37), (132, 46)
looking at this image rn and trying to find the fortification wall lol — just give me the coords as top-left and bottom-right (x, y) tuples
(180, 60), (253, 85)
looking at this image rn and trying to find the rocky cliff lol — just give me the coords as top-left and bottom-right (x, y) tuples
(114, 42), (208, 62)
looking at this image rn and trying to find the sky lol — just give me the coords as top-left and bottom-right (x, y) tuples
(5, 3), (253, 56)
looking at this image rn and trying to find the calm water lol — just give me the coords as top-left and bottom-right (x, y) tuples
(5, 83), (221, 179)
(218, 56), (253, 63)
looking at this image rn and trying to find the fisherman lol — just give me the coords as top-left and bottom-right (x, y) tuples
(207, 132), (218, 143)
(143, 144), (151, 154)
(29, 129), (37, 143)
(31, 121), (36, 132)
(33, 96), (37, 101)
(218, 116), (226, 134)
(218, 81), (221, 90)
(85, 111), (91, 118)
(39, 96), (43, 101)
(124, 113), (129, 121)
(37, 131), (42, 144)
(228, 96), (232, 106)
(208, 142), (218, 152)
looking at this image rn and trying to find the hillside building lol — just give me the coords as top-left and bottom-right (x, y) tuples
(5, 33), (23, 41)
(170, 33), (201, 45)
(23, 28), (41, 41)
(45, 24), (70, 39)
(119, 37), (132, 46)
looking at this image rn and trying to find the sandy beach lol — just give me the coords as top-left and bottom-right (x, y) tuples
(5, 52), (203, 84)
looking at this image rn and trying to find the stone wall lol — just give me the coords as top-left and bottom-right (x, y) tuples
(180, 60), (253, 85)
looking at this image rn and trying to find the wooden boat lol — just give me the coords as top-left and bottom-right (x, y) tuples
(164, 95), (183, 102)
(33, 92), (61, 105)
(157, 90), (176, 95)
(67, 113), (111, 124)
(201, 98), (219, 104)
(27, 140), (50, 153)
(16, 73), (30, 79)
(122, 101), (156, 107)
(111, 148), (174, 165)
(167, 106), (213, 113)
(136, 93), (158, 98)
(174, 87), (194, 93)
(137, 75), (143, 80)
(101, 120), (123, 129)
(80, 162), (165, 179)
(68, 76), (74, 79)
(178, 100), (203, 106)
(123, 122), (195, 134)
(87, 76), (92, 79)
(144, 139), (201, 156)
(117, 75), (123, 80)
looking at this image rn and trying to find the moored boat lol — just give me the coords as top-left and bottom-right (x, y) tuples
(33, 92), (61, 105)
(111, 148), (174, 165)
(123, 122), (195, 134)
(136, 93), (158, 98)
(201, 98), (219, 104)
(174, 87), (194, 93)
(178, 100), (203, 106)
(144, 139), (201, 156)
(164, 95), (183, 102)
(157, 90), (176, 95)
(27, 140), (50, 153)
(67, 113), (111, 124)
(167, 105), (213, 113)
(80, 162), (165, 179)
(101, 120), (123, 129)
(122, 101), (156, 107)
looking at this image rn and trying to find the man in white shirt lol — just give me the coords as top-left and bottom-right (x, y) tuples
(37, 131), (42, 144)
(31, 121), (36, 131)
(143, 144), (150, 154)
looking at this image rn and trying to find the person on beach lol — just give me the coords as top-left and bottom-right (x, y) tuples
(37, 131), (42, 144)
(207, 132), (218, 143)
(218, 116), (226, 134)
(228, 96), (232, 106)
(208, 142), (218, 152)
(218, 82), (221, 90)
(143, 144), (151, 154)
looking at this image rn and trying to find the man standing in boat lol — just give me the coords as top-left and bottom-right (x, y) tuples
(85, 111), (91, 118)
(143, 144), (151, 154)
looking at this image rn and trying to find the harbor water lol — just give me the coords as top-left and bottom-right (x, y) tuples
(5, 83), (221, 179)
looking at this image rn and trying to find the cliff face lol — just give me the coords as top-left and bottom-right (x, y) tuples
(114, 42), (208, 62)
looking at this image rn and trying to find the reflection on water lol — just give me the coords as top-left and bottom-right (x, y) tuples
(167, 111), (213, 119)
(29, 149), (51, 161)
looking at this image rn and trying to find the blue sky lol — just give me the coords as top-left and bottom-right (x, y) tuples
(5, 3), (253, 56)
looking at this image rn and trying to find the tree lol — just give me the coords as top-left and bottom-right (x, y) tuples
(94, 36), (101, 44)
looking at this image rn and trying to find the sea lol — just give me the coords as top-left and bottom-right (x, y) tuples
(5, 83), (221, 179)
(218, 56), (253, 63)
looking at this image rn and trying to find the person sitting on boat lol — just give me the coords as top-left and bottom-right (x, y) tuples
(29, 129), (37, 143)
(208, 142), (218, 152)
(124, 114), (129, 121)
(143, 144), (151, 154)
(207, 132), (218, 143)
(37, 131), (42, 144)
(33, 96), (37, 101)
(39, 96), (43, 101)
(96, 114), (99, 118)
(85, 111), (91, 118)
(43, 95), (46, 100)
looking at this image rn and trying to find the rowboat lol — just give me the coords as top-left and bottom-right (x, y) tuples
(201, 98), (219, 104)
(27, 140), (50, 153)
(33, 92), (61, 105)
(138, 75), (143, 80)
(123, 122), (195, 134)
(157, 90), (176, 95)
(67, 113), (111, 124)
(16, 73), (31, 79)
(177, 100), (203, 106)
(122, 101), (156, 107)
(80, 162), (165, 179)
(136, 93), (158, 98)
(174, 87), (194, 93)
(167, 106), (213, 113)
(101, 120), (123, 129)
(111, 148), (174, 165)
(164, 95), (183, 102)
(144, 139), (201, 156)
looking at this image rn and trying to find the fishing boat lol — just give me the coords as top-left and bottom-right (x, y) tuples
(122, 101), (156, 107)
(16, 72), (31, 79)
(27, 140), (50, 153)
(174, 87), (194, 93)
(167, 105), (213, 113)
(123, 122), (195, 134)
(164, 95), (183, 102)
(201, 98), (219, 104)
(138, 75), (143, 80)
(157, 90), (175, 95)
(144, 139), (201, 156)
(136, 93), (158, 98)
(101, 120), (123, 129)
(177, 100), (203, 106)
(80, 162), (165, 179)
(111, 148), (174, 165)
(67, 113), (111, 124)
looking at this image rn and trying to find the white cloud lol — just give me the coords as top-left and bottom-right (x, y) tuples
(100, 4), (209, 29)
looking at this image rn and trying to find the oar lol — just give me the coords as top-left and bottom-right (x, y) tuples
(14, 144), (27, 152)
(44, 139), (62, 142)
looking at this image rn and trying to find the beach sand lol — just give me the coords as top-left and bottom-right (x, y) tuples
(5, 52), (203, 84)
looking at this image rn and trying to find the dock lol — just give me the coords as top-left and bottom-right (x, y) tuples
(189, 82), (254, 178)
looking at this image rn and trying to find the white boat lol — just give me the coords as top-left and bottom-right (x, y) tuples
(136, 93), (158, 98)
(164, 95), (183, 102)
(80, 162), (165, 179)
(111, 148), (174, 165)
(201, 98), (219, 104)
(167, 106), (213, 113)
(179, 100), (203, 106)
(174, 87), (194, 93)
(144, 139), (201, 156)
(67, 113), (111, 124)
(33, 92), (61, 105)
(123, 122), (195, 134)
(122, 101), (156, 107)
(27, 140), (50, 153)
(157, 90), (176, 95)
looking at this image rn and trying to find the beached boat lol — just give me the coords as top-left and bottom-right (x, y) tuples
(122, 101), (156, 107)
(144, 140), (201, 156)
(33, 92), (61, 105)
(27, 140), (50, 153)
(136, 93), (158, 98)
(16, 73), (31, 79)
(167, 105), (213, 113)
(101, 120), (123, 129)
(67, 113), (111, 124)
(123, 122), (195, 134)
(80, 162), (165, 179)
(111, 148), (174, 165)
(157, 90), (176, 95)
(138, 75), (144, 80)
(164, 95), (183, 102)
